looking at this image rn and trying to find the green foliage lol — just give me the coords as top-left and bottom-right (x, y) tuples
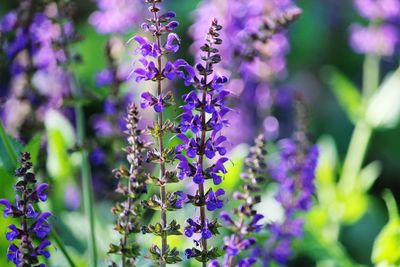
(372, 191), (400, 266)
(366, 68), (400, 129)
(44, 110), (75, 180)
(325, 68), (363, 123)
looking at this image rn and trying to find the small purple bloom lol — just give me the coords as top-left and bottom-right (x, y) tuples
(96, 69), (113, 87)
(6, 225), (21, 241)
(0, 199), (12, 217)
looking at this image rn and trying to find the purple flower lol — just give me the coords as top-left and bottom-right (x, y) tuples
(140, 92), (165, 112)
(33, 183), (49, 202)
(89, 0), (144, 34)
(0, 199), (12, 217)
(190, 0), (301, 146)
(7, 244), (21, 265)
(0, 12), (17, 32)
(218, 135), (267, 266)
(354, 0), (400, 20)
(238, 257), (257, 267)
(133, 58), (158, 82)
(164, 33), (181, 53)
(6, 225), (21, 241)
(96, 69), (114, 87)
(133, 36), (161, 58)
(36, 240), (51, 258)
(205, 188), (225, 211)
(32, 212), (52, 239)
(350, 24), (398, 56)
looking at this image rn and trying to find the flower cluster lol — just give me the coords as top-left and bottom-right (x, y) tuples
(0, 152), (51, 266)
(108, 103), (149, 266)
(131, 1), (192, 265)
(174, 19), (229, 265)
(0, 1), (78, 140)
(190, 0), (302, 145)
(350, 0), (400, 56)
(211, 134), (268, 267)
(89, 0), (145, 34)
(264, 137), (318, 265)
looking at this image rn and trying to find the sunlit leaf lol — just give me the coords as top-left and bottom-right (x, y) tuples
(359, 161), (381, 191)
(325, 67), (362, 123)
(366, 68), (400, 129)
(45, 110), (75, 180)
(372, 190), (400, 265)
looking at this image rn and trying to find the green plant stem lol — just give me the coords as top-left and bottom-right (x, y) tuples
(339, 53), (380, 194)
(363, 54), (380, 101)
(69, 76), (97, 267)
(338, 121), (372, 193)
(54, 3), (97, 264)
(51, 230), (77, 267)
(74, 98), (97, 267)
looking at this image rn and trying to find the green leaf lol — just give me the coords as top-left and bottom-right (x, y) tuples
(359, 161), (381, 191)
(0, 122), (22, 171)
(325, 68), (362, 123)
(44, 110), (75, 180)
(366, 68), (400, 129)
(372, 191), (400, 265)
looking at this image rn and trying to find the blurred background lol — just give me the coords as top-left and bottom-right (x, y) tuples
(0, 0), (399, 266)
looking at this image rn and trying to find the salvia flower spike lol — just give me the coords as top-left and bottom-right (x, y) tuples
(108, 103), (149, 267)
(0, 152), (51, 267)
(210, 134), (267, 267)
(131, 0), (192, 265)
(175, 19), (229, 266)
(263, 100), (319, 266)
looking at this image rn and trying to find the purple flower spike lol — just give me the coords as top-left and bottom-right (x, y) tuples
(1, 153), (52, 266)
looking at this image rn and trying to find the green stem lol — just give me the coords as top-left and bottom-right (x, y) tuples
(71, 77), (97, 267)
(75, 101), (97, 267)
(51, 230), (77, 267)
(0, 122), (18, 167)
(339, 53), (380, 194)
(383, 190), (399, 220)
(362, 54), (380, 102)
(338, 121), (372, 193)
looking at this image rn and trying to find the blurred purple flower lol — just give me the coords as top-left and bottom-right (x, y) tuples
(190, 0), (301, 146)
(89, 0), (144, 34)
(350, 24), (398, 56)
(354, 0), (400, 20)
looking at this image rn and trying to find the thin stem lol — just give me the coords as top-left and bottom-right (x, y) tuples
(339, 53), (380, 194)
(55, 2), (97, 264)
(198, 91), (208, 267)
(51, 230), (77, 267)
(362, 54), (380, 102)
(75, 104), (98, 267)
(152, 4), (167, 266)
(197, 46), (212, 266)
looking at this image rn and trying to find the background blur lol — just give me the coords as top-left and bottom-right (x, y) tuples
(0, 0), (399, 266)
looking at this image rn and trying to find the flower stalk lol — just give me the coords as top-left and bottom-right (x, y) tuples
(0, 152), (52, 266)
(132, 0), (192, 265)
